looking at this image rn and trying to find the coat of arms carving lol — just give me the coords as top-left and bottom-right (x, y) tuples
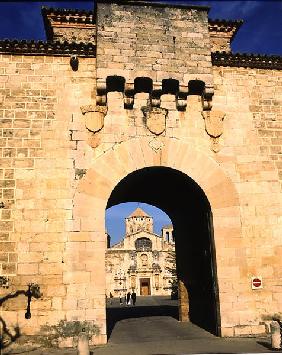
(202, 110), (226, 138)
(80, 105), (107, 133)
(142, 106), (168, 135)
(202, 110), (226, 153)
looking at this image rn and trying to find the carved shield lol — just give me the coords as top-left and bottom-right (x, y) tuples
(85, 111), (104, 133)
(81, 105), (107, 133)
(203, 110), (225, 138)
(146, 107), (167, 135)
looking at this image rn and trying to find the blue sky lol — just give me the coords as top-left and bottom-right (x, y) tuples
(106, 203), (171, 245)
(0, 1), (281, 54)
(0, 1), (281, 244)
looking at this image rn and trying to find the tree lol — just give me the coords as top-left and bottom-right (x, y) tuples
(165, 250), (178, 299)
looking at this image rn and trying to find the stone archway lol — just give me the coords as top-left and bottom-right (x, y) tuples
(73, 137), (243, 342)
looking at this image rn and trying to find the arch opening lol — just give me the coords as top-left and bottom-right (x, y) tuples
(106, 166), (221, 336)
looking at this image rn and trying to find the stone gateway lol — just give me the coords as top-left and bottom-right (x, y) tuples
(0, 0), (281, 347)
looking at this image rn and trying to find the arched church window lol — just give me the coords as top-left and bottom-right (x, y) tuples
(135, 237), (152, 251)
(166, 231), (169, 242)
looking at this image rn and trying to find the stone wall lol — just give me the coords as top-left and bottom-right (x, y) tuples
(52, 26), (96, 44)
(0, 53), (106, 343)
(0, 51), (281, 342)
(212, 65), (282, 335)
(96, 2), (213, 95)
(0, 1), (281, 346)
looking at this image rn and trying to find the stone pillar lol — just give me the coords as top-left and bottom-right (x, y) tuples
(271, 321), (281, 350)
(178, 279), (189, 322)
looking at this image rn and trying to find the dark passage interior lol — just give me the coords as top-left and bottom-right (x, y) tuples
(106, 167), (221, 336)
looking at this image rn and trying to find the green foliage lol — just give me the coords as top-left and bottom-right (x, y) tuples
(165, 250), (177, 278)
(37, 320), (100, 348)
(165, 250), (178, 299)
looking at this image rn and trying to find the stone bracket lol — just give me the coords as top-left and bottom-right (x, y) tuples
(96, 76), (214, 112)
(176, 85), (188, 111)
(202, 84), (214, 111)
(96, 79), (107, 106)
(124, 82), (134, 109)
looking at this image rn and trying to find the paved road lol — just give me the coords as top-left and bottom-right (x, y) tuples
(3, 296), (275, 354)
(93, 296), (273, 354)
(106, 296), (179, 339)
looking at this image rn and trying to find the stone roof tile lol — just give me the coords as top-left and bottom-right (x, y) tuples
(0, 39), (96, 57)
(128, 208), (150, 218)
(208, 19), (243, 43)
(212, 51), (282, 70)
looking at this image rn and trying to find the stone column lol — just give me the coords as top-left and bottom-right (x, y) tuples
(178, 279), (189, 322)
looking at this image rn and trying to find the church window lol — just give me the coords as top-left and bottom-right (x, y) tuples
(135, 237), (152, 251)
(166, 231), (169, 242)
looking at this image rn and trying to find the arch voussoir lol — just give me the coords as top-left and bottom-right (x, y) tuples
(74, 137), (242, 340)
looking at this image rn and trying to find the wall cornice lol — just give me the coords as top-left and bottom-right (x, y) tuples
(0, 40), (96, 57)
(212, 51), (282, 70)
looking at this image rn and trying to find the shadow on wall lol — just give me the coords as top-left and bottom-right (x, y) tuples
(0, 284), (41, 349)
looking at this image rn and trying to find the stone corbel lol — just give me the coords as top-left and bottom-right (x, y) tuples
(202, 109), (226, 153)
(142, 105), (168, 135)
(124, 82), (134, 109)
(80, 104), (107, 133)
(202, 85), (214, 111)
(176, 85), (188, 111)
(96, 80), (107, 106)
(151, 82), (162, 108)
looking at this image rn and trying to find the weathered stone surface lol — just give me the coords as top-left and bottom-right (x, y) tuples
(143, 107), (168, 135)
(0, 0), (281, 347)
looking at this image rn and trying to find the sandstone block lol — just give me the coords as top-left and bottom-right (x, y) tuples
(17, 263), (38, 275)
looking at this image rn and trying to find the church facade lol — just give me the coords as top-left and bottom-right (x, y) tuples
(0, 0), (281, 347)
(105, 208), (175, 297)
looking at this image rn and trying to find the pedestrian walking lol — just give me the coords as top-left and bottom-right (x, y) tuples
(109, 292), (113, 305)
(126, 291), (131, 305)
(119, 293), (123, 305)
(131, 290), (137, 306)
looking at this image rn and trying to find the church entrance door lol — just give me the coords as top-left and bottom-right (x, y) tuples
(140, 278), (151, 295)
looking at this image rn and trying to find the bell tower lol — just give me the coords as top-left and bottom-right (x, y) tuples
(125, 208), (153, 234)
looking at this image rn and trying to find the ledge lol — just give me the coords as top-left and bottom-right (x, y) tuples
(96, 0), (210, 11)
(0, 40), (96, 57)
(209, 19), (243, 29)
(41, 6), (94, 18)
(212, 51), (282, 70)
